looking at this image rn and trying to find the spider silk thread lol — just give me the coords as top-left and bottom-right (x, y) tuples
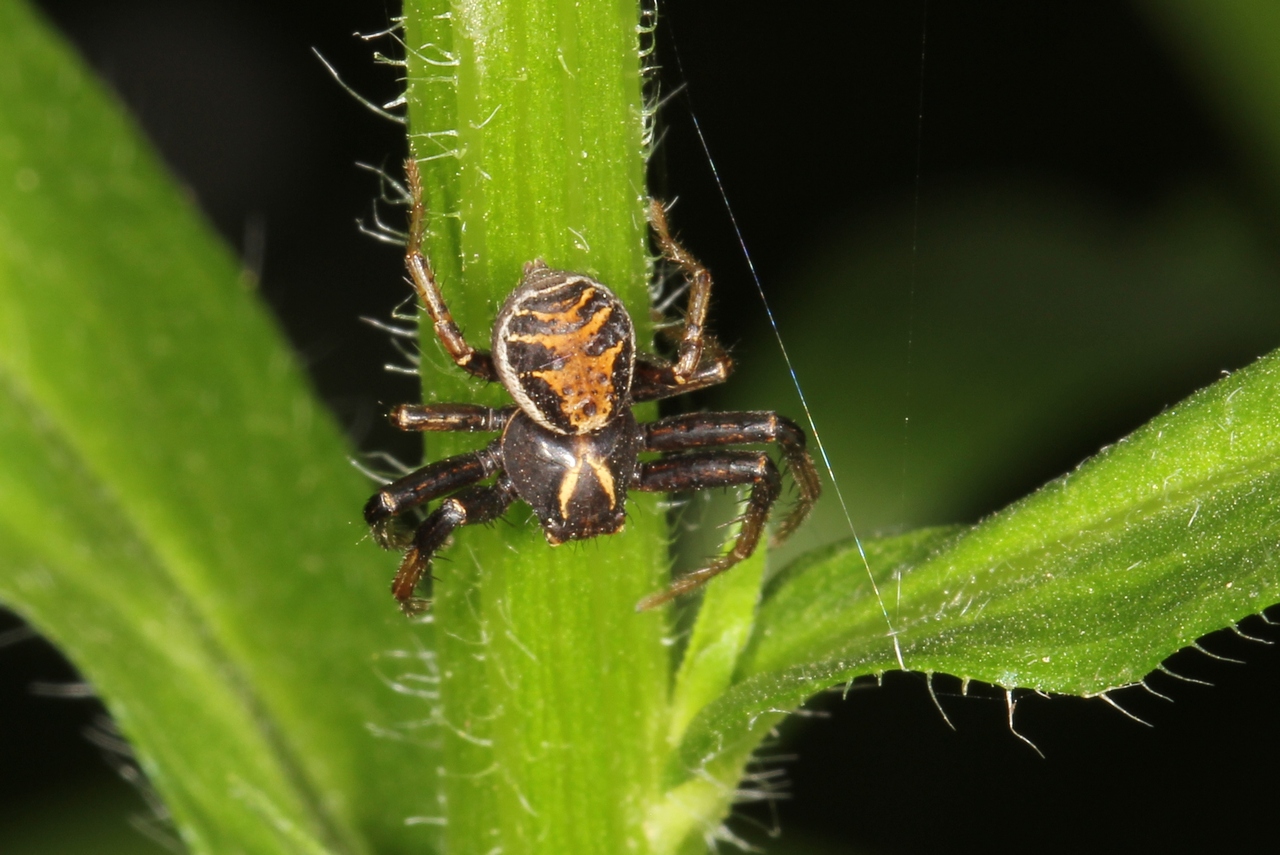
(665, 20), (904, 669)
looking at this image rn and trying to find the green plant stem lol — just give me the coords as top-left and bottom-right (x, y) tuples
(403, 2), (670, 853)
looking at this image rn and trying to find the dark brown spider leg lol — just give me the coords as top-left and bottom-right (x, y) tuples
(405, 158), (497, 381)
(364, 441), (502, 549)
(642, 411), (820, 544)
(633, 451), (781, 611)
(648, 199), (714, 383)
(392, 474), (519, 616)
(390, 403), (515, 433)
(630, 347), (733, 403)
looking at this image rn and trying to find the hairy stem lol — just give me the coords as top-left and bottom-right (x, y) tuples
(403, 2), (670, 853)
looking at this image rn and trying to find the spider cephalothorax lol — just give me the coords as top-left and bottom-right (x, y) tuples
(364, 158), (820, 615)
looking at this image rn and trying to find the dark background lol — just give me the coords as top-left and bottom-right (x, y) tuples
(5, 2), (1279, 852)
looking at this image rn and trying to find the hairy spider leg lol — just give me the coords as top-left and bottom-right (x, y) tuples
(392, 475), (520, 616)
(630, 347), (733, 403)
(364, 441), (503, 549)
(633, 450), (781, 611)
(404, 158), (497, 381)
(390, 403), (515, 433)
(642, 410), (820, 543)
(648, 199), (715, 383)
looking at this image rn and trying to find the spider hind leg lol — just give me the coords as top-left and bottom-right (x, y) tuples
(642, 411), (821, 547)
(634, 451), (780, 611)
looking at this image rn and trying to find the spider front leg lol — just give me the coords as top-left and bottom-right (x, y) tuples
(648, 199), (715, 383)
(404, 158), (497, 381)
(642, 411), (821, 543)
(634, 451), (781, 611)
(391, 475), (519, 616)
(364, 441), (503, 549)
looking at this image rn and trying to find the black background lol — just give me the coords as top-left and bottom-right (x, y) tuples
(5, 2), (1279, 852)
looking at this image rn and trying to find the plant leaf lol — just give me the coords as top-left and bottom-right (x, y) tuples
(0, 5), (433, 852)
(724, 186), (1280, 554)
(667, 541), (765, 753)
(675, 347), (1280, 777)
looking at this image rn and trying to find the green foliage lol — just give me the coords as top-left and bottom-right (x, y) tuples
(0, 4), (428, 852)
(682, 346), (1280, 776)
(1, 2), (1279, 854)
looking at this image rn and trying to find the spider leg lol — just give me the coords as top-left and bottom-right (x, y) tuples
(392, 475), (519, 615)
(631, 348), (733, 402)
(642, 411), (820, 543)
(633, 451), (780, 611)
(404, 158), (497, 381)
(364, 441), (502, 549)
(390, 403), (515, 432)
(648, 199), (714, 383)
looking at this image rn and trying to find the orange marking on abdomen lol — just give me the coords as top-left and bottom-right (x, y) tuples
(510, 296), (626, 432)
(528, 339), (626, 431)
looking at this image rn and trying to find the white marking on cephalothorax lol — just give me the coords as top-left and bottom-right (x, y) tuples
(555, 440), (617, 518)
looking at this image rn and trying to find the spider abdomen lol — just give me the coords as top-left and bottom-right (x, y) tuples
(492, 266), (636, 435)
(500, 410), (639, 544)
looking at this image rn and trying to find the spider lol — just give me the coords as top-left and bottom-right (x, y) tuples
(364, 159), (821, 615)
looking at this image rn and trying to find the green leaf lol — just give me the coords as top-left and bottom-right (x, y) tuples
(641, 533), (765, 855)
(675, 348), (1280, 776)
(16, 2), (1279, 853)
(667, 536), (765, 752)
(725, 186), (1280, 552)
(0, 4), (433, 852)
